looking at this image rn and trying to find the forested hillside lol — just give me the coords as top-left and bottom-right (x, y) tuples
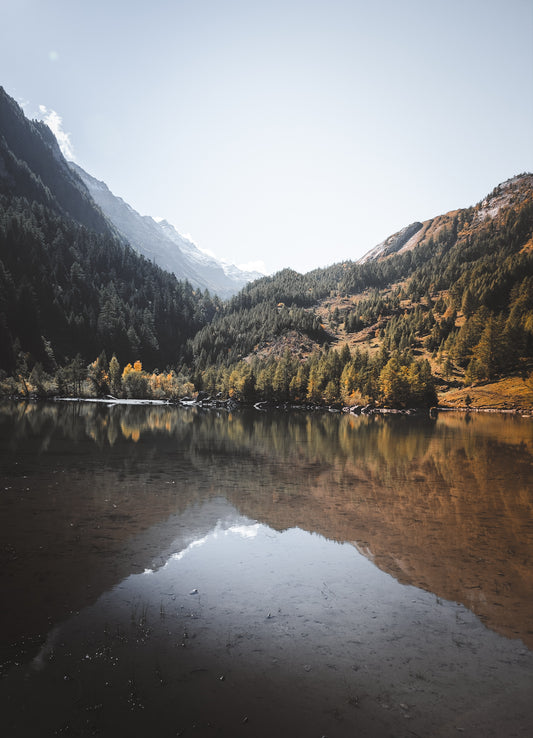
(0, 87), (217, 393)
(0, 197), (217, 372)
(188, 174), (533, 375)
(187, 174), (533, 408)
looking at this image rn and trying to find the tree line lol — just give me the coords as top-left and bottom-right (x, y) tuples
(1, 344), (437, 409)
(199, 345), (436, 408)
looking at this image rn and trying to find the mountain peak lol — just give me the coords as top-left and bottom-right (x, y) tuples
(475, 173), (533, 224)
(358, 174), (533, 265)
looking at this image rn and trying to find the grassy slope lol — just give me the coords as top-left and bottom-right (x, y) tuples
(437, 376), (533, 411)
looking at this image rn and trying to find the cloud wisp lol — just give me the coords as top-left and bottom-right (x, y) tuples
(38, 105), (77, 162)
(238, 260), (267, 275)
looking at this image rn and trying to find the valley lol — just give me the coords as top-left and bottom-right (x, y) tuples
(1, 86), (532, 410)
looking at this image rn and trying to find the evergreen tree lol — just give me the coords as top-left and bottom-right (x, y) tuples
(470, 314), (506, 380)
(87, 351), (109, 396)
(109, 354), (122, 396)
(379, 356), (410, 406)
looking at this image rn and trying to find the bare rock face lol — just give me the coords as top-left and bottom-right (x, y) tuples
(474, 173), (533, 223)
(358, 221), (423, 263)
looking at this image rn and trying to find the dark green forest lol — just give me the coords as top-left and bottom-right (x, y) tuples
(0, 196), (217, 375)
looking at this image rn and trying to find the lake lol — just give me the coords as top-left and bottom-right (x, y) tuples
(1, 400), (532, 737)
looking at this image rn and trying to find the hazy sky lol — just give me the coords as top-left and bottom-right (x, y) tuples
(1, 0), (532, 274)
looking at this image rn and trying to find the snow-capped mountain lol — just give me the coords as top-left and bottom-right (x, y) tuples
(70, 163), (262, 299)
(156, 220), (263, 292)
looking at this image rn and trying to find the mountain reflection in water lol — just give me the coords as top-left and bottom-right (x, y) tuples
(1, 400), (532, 657)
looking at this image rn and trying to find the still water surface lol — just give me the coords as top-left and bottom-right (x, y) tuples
(1, 401), (532, 737)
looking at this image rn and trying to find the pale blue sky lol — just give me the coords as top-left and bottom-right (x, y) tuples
(1, 0), (532, 274)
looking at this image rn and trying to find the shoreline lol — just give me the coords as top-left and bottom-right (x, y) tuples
(3, 394), (532, 417)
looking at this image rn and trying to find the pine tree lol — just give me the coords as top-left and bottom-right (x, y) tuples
(87, 351), (109, 396)
(289, 363), (309, 402)
(109, 354), (121, 396)
(470, 315), (505, 380)
(306, 360), (323, 403)
(273, 349), (295, 401)
(379, 356), (410, 406)
(340, 362), (357, 404)
(461, 287), (477, 319)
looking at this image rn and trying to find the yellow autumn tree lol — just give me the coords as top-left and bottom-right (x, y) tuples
(122, 360), (148, 398)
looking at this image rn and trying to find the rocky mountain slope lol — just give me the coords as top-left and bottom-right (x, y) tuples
(358, 173), (533, 265)
(70, 163), (262, 299)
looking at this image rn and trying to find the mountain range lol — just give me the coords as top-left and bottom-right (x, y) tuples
(1, 83), (532, 408)
(0, 85), (260, 299)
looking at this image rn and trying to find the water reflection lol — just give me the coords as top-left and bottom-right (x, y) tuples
(4, 496), (533, 737)
(1, 400), (532, 659)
